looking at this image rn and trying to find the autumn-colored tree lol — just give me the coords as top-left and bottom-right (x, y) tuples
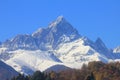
(11, 61), (120, 80)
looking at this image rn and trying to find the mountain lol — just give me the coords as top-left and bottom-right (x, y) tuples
(32, 16), (80, 50)
(112, 46), (120, 60)
(2, 49), (62, 74)
(2, 34), (38, 50)
(1, 16), (80, 51)
(113, 46), (120, 53)
(0, 60), (18, 80)
(0, 16), (120, 75)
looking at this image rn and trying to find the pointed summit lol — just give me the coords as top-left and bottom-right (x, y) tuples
(49, 16), (68, 28)
(48, 16), (80, 36)
(95, 38), (105, 47)
(56, 16), (65, 22)
(95, 38), (107, 49)
(32, 16), (81, 50)
(54, 16), (68, 24)
(48, 16), (81, 41)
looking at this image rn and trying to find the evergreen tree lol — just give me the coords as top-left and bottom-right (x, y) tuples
(25, 76), (29, 80)
(11, 76), (16, 80)
(45, 75), (51, 80)
(31, 71), (45, 80)
(16, 74), (25, 80)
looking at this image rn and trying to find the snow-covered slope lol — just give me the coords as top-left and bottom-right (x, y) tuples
(54, 38), (109, 63)
(4, 49), (61, 74)
(0, 16), (120, 74)
(0, 38), (109, 74)
(113, 46), (120, 53)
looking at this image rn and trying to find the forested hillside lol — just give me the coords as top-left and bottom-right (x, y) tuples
(11, 61), (120, 80)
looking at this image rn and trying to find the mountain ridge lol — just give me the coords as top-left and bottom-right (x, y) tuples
(0, 16), (120, 74)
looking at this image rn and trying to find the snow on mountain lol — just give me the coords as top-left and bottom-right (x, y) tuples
(2, 34), (38, 50)
(2, 16), (80, 51)
(113, 46), (120, 53)
(4, 49), (61, 74)
(54, 38), (109, 63)
(0, 47), (7, 54)
(0, 16), (120, 74)
(32, 16), (80, 50)
(112, 46), (120, 59)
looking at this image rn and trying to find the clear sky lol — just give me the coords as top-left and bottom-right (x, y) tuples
(0, 0), (120, 48)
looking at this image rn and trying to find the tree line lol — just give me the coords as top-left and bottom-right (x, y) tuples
(11, 61), (120, 80)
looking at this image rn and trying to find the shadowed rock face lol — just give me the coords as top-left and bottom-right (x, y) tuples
(0, 60), (18, 80)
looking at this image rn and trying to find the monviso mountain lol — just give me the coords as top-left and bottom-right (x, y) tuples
(0, 16), (120, 74)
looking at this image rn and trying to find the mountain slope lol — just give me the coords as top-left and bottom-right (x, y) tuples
(2, 34), (38, 50)
(4, 50), (61, 74)
(32, 16), (80, 50)
(113, 46), (120, 53)
(44, 65), (71, 72)
(0, 60), (18, 80)
(54, 37), (109, 64)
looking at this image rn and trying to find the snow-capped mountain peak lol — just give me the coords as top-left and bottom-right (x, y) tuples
(0, 16), (120, 75)
(49, 16), (66, 28)
(32, 16), (81, 50)
(48, 16), (81, 40)
(54, 16), (65, 23)
(1, 16), (80, 51)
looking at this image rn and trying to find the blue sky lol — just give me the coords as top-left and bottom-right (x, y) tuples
(0, 0), (120, 48)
